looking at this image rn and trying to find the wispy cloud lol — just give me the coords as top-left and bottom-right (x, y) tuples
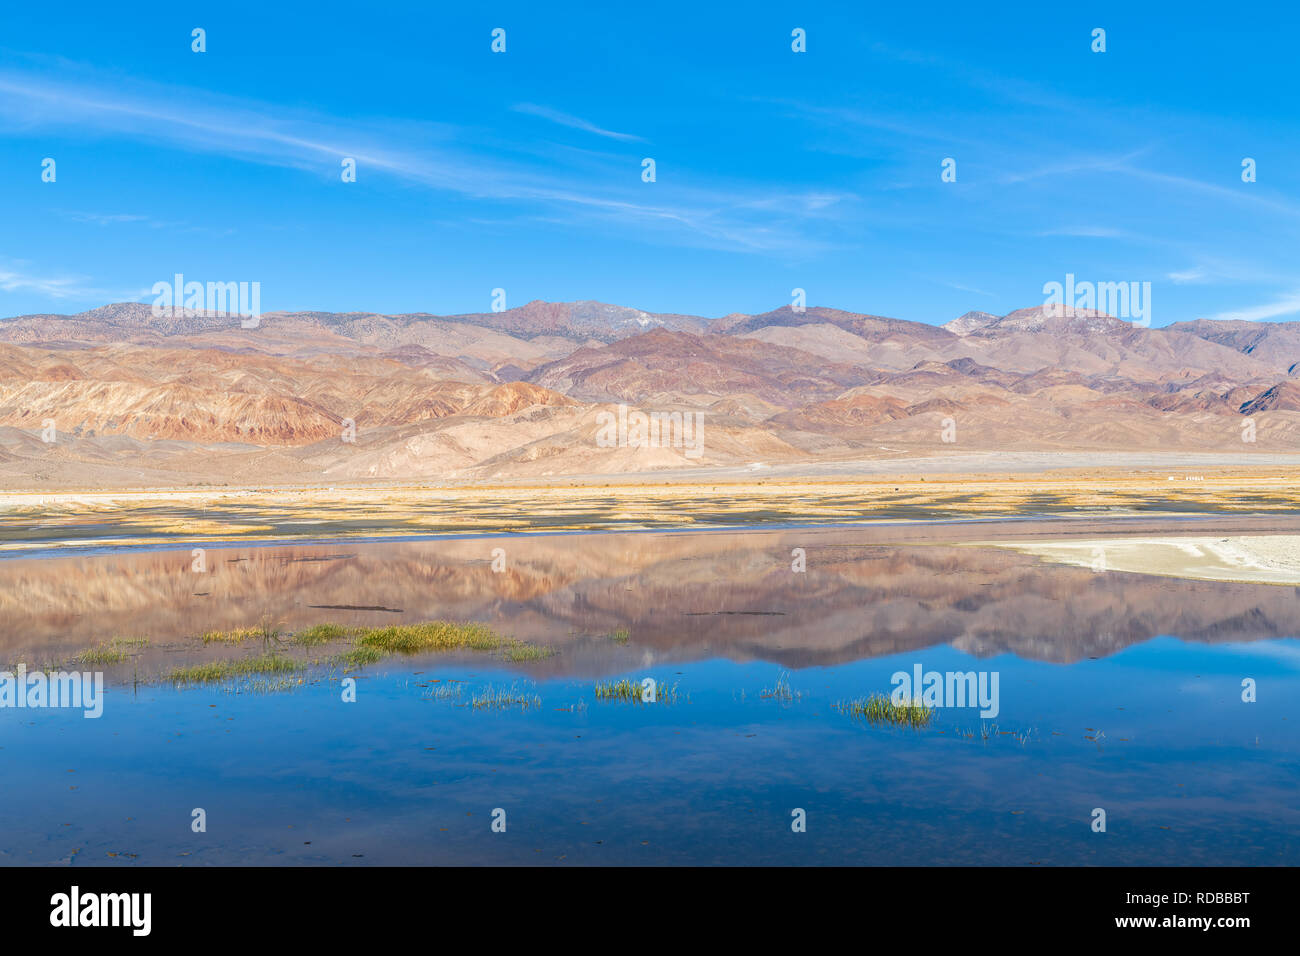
(66, 212), (152, 226)
(1000, 149), (1149, 185)
(1168, 267), (1209, 284)
(57, 210), (232, 236)
(1211, 291), (1300, 322)
(762, 97), (982, 148)
(1116, 165), (1300, 221)
(511, 103), (644, 142)
(732, 191), (857, 215)
(0, 261), (106, 300)
(1165, 258), (1293, 287)
(0, 64), (829, 257)
(938, 279), (996, 297)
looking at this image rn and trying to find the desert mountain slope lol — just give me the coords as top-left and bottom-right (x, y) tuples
(2, 300), (1299, 486)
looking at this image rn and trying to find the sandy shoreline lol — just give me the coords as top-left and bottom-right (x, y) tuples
(4, 472), (1300, 572)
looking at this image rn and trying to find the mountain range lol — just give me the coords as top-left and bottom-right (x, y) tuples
(2, 299), (1299, 486)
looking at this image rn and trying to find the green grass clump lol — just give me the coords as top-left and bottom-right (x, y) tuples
(357, 621), (502, 654)
(75, 637), (148, 665)
(841, 693), (933, 728)
(593, 677), (677, 704)
(334, 646), (383, 668)
(761, 672), (798, 703)
(169, 619), (544, 683)
(470, 684), (541, 710)
(293, 623), (350, 646)
(201, 618), (283, 646)
(76, 643), (127, 665)
(606, 628), (630, 645)
(421, 683), (464, 702)
(501, 641), (555, 662)
(167, 653), (300, 685)
(200, 627), (261, 645)
(593, 678), (639, 701)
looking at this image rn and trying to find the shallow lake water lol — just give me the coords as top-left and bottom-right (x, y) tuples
(2, 518), (1297, 865)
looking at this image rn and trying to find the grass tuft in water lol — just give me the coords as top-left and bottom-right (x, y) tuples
(167, 653), (301, 686)
(357, 621), (501, 654)
(201, 619), (282, 645)
(841, 693), (933, 727)
(334, 646), (383, 669)
(500, 641), (555, 662)
(75, 637), (148, 666)
(606, 628), (630, 645)
(470, 683), (541, 710)
(760, 671), (799, 703)
(421, 683), (464, 702)
(159, 619), (544, 684)
(201, 627), (259, 645)
(293, 623), (350, 646)
(76, 644), (126, 665)
(593, 677), (678, 704)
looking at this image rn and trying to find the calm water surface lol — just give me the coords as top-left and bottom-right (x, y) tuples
(2, 520), (1297, 865)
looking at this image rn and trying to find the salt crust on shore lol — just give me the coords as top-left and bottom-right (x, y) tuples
(991, 535), (1300, 585)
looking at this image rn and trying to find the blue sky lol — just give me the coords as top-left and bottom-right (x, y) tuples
(0, 0), (1296, 326)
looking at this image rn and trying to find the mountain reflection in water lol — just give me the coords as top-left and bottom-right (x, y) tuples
(3, 516), (1300, 672)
